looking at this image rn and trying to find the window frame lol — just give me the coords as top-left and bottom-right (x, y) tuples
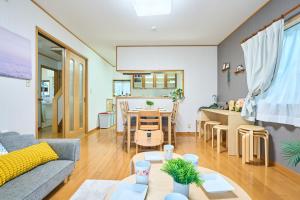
(113, 79), (132, 97)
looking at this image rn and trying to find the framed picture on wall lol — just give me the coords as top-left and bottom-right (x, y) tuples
(41, 80), (50, 97)
(0, 26), (31, 80)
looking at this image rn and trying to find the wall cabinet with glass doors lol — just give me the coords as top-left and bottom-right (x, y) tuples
(132, 72), (177, 89)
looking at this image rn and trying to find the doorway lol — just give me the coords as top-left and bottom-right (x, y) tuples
(38, 34), (64, 138)
(37, 30), (87, 139)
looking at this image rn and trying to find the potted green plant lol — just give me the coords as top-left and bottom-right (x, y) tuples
(161, 158), (203, 197)
(281, 141), (300, 167)
(170, 88), (185, 103)
(146, 100), (154, 110)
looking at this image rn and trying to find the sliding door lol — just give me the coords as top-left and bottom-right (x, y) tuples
(64, 50), (86, 137)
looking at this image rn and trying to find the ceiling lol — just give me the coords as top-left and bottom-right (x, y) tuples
(38, 35), (62, 62)
(34, 0), (269, 66)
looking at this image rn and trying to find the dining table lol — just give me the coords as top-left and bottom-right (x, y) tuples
(126, 109), (173, 153)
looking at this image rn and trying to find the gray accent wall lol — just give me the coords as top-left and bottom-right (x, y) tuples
(218, 0), (300, 173)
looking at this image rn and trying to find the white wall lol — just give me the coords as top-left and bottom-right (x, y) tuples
(117, 46), (218, 132)
(0, 0), (113, 134)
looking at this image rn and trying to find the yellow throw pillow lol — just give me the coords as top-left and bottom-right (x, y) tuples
(0, 142), (58, 186)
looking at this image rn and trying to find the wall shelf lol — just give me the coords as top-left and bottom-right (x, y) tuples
(234, 69), (245, 74)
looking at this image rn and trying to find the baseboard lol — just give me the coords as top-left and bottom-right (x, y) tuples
(176, 132), (195, 136)
(87, 127), (99, 134)
(271, 161), (300, 178)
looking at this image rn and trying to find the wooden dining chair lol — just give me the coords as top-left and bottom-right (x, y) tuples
(120, 101), (136, 151)
(163, 102), (179, 146)
(135, 110), (164, 154)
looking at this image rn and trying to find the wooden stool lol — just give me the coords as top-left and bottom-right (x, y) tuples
(236, 125), (266, 159)
(195, 119), (208, 140)
(237, 125), (269, 167)
(212, 125), (228, 153)
(204, 121), (221, 142)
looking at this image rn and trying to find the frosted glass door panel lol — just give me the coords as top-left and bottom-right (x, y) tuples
(65, 50), (86, 136)
(155, 73), (165, 88)
(69, 59), (75, 131)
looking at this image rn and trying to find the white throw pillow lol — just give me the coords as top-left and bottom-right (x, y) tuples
(0, 142), (8, 155)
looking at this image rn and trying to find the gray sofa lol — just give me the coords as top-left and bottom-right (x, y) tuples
(0, 132), (80, 200)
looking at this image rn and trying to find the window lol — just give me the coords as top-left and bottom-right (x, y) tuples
(256, 22), (300, 126)
(113, 80), (131, 97)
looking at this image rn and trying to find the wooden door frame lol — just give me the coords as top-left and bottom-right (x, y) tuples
(35, 26), (89, 138)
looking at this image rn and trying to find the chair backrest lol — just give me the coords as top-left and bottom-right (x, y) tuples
(138, 110), (161, 131)
(124, 101), (129, 112)
(171, 102), (179, 123)
(120, 101), (128, 125)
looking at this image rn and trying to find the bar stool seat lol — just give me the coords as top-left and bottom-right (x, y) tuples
(212, 125), (228, 153)
(238, 125), (265, 133)
(237, 125), (269, 167)
(236, 125), (266, 153)
(204, 121), (221, 142)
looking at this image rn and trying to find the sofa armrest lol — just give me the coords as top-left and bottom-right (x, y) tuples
(39, 139), (80, 162)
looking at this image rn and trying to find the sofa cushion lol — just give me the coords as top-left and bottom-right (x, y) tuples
(0, 160), (74, 200)
(0, 142), (59, 186)
(0, 134), (38, 152)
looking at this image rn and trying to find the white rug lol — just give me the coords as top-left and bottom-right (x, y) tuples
(70, 179), (120, 200)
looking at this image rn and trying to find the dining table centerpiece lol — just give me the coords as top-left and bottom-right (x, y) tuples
(145, 100), (154, 110)
(161, 158), (204, 197)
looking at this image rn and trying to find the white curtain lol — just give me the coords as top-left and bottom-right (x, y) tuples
(241, 19), (284, 121)
(256, 22), (300, 126)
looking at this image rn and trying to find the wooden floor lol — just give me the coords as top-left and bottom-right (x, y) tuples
(47, 127), (300, 200)
(38, 126), (63, 139)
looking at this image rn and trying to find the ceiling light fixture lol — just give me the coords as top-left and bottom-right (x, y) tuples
(131, 0), (172, 17)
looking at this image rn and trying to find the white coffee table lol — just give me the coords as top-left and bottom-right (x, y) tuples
(121, 151), (251, 200)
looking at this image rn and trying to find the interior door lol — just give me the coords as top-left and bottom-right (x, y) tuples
(65, 50), (86, 137)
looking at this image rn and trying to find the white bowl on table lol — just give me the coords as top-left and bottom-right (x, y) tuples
(165, 193), (188, 200)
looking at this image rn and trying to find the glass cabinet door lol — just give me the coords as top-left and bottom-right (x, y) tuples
(166, 72), (177, 88)
(133, 74), (143, 89)
(155, 73), (165, 88)
(144, 73), (154, 88)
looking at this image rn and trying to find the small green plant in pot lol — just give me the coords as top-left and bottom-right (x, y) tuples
(146, 100), (154, 110)
(161, 158), (203, 197)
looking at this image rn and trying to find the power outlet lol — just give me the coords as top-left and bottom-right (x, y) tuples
(26, 80), (31, 87)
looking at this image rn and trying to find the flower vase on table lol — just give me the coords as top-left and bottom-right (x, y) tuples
(173, 181), (189, 197)
(145, 100), (154, 110)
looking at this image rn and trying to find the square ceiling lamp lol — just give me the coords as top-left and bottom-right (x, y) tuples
(132, 0), (172, 16)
